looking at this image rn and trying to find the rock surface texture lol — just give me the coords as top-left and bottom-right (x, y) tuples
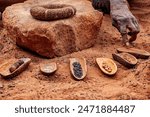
(3, 0), (103, 58)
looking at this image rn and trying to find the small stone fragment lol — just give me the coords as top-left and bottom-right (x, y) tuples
(0, 83), (3, 88)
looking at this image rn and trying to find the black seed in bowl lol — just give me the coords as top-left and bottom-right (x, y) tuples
(72, 62), (83, 78)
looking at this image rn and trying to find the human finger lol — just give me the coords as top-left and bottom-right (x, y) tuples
(127, 20), (139, 42)
(120, 24), (127, 35)
(122, 33), (130, 46)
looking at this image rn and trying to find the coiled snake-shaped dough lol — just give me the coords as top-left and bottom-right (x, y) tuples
(30, 4), (76, 21)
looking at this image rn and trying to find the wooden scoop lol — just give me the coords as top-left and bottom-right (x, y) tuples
(117, 47), (150, 59)
(40, 62), (57, 76)
(96, 58), (117, 76)
(112, 53), (138, 68)
(0, 58), (31, 79)
(70, 58), (87, 80)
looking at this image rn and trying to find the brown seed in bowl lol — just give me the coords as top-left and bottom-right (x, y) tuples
(9, 60), (24, 73)
(102, 62), (112, 73)
(112, 53), (138, 68)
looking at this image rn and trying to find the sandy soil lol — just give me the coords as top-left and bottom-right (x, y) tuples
(0, 1), (149, 100)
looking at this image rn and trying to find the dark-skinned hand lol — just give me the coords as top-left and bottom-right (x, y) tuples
(92, 0), (140, 46)
(111, 8), (140, 46)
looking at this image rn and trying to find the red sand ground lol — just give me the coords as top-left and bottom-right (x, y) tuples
(0, 1), (149, 100)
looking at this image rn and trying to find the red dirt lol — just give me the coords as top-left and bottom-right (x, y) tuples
(0, 1), (149, 100)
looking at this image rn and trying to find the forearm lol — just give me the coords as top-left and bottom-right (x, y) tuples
(92, 0), (110, 13)
(110, 0), (129, 11)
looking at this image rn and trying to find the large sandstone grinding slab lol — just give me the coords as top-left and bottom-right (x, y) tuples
(3, 0), (103, 58)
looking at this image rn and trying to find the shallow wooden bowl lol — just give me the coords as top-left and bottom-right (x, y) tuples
(40, 62), (57, 76)
(117, 47), (150, 59)
(70, 58), (87, 80)
(112, 53), (138, 68)
(0, 58), (31, 79)
(96, 58), (117, 76)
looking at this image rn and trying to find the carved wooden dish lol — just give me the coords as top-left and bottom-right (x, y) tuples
(117, 48), (150, 59)
(40, 62), (57, 75)
(0, 58), (31, 79)
(70, 58), (87, 80)
(96, 58), (117, 76)
(112, 53), (138, 68)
